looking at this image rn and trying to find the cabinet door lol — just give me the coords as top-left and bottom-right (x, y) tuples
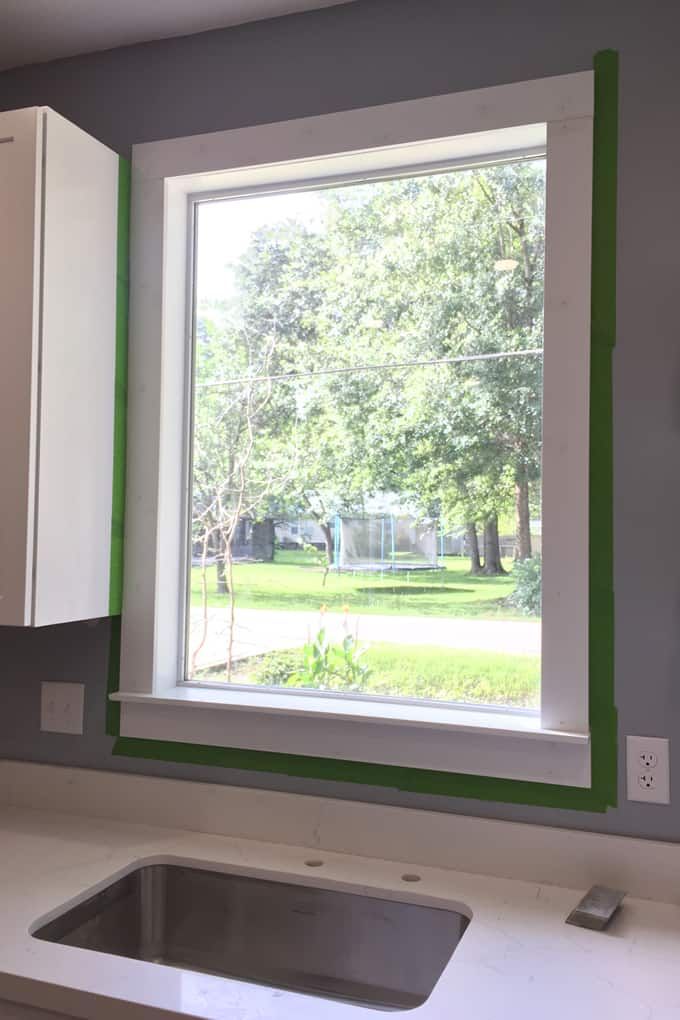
(0, 108), (41, 626)
(33, 110), (118, 625)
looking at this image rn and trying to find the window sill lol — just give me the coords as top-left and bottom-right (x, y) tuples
(111, 687), (591, 788)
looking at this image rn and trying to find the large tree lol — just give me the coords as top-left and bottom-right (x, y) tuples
(193, 159), (545, 581)
(302, 161), (545, 570)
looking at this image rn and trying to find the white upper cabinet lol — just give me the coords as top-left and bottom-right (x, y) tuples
(0, 107), (121, 626)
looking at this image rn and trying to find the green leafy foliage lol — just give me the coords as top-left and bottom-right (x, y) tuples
(193, 161), (545, 552)
(238, 642), (539, 708)
(509, 556), (542, 616)
(294, 621), (372, 692)
(244, 649), (300, 687)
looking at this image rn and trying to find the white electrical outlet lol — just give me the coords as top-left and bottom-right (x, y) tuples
(626, 735), (670, 804)
(40, 682), (85, 735)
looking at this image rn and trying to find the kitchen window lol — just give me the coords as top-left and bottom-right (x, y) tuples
(115, 69), (605, 791)
(188, 159), (546, 708)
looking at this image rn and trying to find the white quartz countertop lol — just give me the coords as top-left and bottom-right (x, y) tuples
(0, 802), (679, 1020)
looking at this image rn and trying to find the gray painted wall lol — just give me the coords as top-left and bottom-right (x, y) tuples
(1, 0), (679, 841)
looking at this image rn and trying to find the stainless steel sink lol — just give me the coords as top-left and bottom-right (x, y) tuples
(33, 863), (468, 1011)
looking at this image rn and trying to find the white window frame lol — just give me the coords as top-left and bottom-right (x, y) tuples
(115, 71), (594, 787)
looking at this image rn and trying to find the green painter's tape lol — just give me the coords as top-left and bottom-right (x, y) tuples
(585, 49), (619, 810)
(111, 52), (619, 811)
(591, 51), (618, 352)
(108, 157), (131, 616)
(113, 736), (609, 810)
(106, 615), (122, 737)
(107, 159), (130, 732)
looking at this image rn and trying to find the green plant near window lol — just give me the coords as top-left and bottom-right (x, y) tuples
(295, 610), (372, 691)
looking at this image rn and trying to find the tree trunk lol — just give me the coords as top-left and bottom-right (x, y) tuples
(320, 522), (334, 566)
(466, 522), (482, 575)
(251, 518), (275, 562)
(215, 533), (229, 594)
(481, 513), (507, 575)
(514, 469), (532, 561)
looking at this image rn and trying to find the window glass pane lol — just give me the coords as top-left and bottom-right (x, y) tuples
(188, 160), (545, 711)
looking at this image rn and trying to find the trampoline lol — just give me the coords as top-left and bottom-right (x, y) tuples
(334, 514), (440, 572)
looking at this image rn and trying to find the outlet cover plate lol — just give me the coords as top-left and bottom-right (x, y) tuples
(626, 735), (670, 804)
(40, 682), (85, 735)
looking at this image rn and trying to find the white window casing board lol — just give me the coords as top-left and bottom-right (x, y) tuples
(121, 71), (594, 785)
(133, 72), (593, 181)
(540, 116), (593, 732)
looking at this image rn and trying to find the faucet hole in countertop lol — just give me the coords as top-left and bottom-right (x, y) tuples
(305, 859), (325, 868)
(402, 873), (422, 883)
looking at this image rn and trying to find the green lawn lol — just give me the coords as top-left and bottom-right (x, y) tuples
(216, 643), (540, 709)
(192, 550), (527, 620)
(191, 551), (540, 707)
